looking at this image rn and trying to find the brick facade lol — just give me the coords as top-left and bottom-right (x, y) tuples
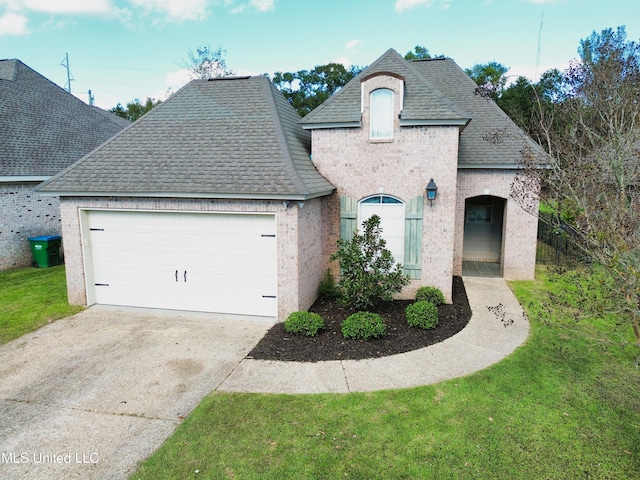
(312, 74), (460, 302)
(454, 169), (538, 279)
(59, 197), (323, 320)
(0, 183), (62, 270)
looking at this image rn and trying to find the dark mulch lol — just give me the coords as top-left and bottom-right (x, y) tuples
(247, 276), (472, 362)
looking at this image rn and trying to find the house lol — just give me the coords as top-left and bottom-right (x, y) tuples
(0, 59), (129, 270)
(37, 49), (543, 320)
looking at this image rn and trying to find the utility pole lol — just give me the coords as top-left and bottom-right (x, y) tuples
(60, 52), (73, 93)
(536, 13), (544, 77)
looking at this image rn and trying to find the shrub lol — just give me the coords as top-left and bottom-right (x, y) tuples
(284, 311), (325, 337)
(341, 312), (386, 340)
(415, 286), (445, 306)
(330, 215), (410, 310)
(406, 301), (439, 329)
(318, 269), (339, 299)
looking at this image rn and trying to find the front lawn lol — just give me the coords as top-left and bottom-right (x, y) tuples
(0, 265), (84, 345)
(132, 266), (640, 479)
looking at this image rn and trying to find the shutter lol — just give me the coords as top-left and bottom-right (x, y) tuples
(340, 195), (358, 242)
(404, 196), (423, 279)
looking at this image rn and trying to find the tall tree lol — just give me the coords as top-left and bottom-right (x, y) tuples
(110, 97), (162, 122)
(465, 61), (509, 100)
(514, 26), (640, 345)
(272, 63), (362, 117)
(183, 45), (233, 80)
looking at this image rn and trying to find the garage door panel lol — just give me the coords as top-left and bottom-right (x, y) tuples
(84, 211), (277, 316)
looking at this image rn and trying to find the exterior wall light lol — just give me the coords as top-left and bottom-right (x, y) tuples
(426, 178), (438, 207)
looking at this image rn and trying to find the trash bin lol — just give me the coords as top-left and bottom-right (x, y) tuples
(28, 235), (62, 268)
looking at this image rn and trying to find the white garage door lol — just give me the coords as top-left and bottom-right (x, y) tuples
(82, 210), (277, 317)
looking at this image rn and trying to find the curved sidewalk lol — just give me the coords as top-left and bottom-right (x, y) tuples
(217, 277), (529, 394)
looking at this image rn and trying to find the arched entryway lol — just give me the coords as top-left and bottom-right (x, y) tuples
(462, 195), (505, 277)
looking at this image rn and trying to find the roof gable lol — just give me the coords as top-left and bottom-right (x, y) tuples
(0, 59), (129, 178)
(300, 49), (470, 128)
(38, 76), (335, 200)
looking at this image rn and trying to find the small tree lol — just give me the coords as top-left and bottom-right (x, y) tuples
(183, 45), (233, 80)
(330, 215), (410, 310)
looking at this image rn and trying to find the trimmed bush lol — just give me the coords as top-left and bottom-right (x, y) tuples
(406, 301), (439, 329)
(284, 311), (325, 337)
(341, 312), (386, 340)
(330, 215), (410, 310)
(415, 286), (445, 306)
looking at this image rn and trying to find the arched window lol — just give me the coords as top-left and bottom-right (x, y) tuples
(370, 89), (394, 139)
(359, 195), (405, 264)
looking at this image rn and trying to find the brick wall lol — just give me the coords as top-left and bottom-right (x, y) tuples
(0, 183), (61, 270)
(59, 197), (321, 321)
(454, 169), (538, 279)
(311, 74), (460, 302)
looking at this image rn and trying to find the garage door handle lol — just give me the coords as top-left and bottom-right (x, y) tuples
(184, 270), (187, 283)
(175, 270), (178, 282)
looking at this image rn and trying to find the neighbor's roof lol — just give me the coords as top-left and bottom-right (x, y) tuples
(38, 75), (336, 200)
(0, 59), (129, 180)
(301, 48), (546, 168)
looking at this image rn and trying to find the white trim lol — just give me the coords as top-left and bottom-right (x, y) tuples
(0, 176), (51, 183)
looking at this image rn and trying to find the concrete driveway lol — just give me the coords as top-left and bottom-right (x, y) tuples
(0, 307), (273, 480)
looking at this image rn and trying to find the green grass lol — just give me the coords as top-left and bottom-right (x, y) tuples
(132, 266), (640, 479)
(0, 265), (84, 345)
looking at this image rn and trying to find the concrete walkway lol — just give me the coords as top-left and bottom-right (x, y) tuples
(217, 276), (529, 393)
(0, 276), (527, 480)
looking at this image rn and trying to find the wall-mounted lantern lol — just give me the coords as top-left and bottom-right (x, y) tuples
(426, 178), (438, 207)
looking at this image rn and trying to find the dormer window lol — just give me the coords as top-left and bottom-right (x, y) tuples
(370, 88), (394, 139)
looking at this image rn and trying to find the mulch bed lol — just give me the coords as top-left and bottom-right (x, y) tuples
(247, 276), (472, 362)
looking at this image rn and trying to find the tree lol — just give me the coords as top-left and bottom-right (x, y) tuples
(330, 215), (410, 310)
(110, 97), (162, 122)
(465, 61), (509, 100)
(272, 62), (362, 117)
(183, 45), (233, 80)
(497, 69), (566, 144)
(514, 26), (640, 345)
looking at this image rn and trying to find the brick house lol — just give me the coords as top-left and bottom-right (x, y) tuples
(0, 59), (129, 270)
(38, 49), (543, 320)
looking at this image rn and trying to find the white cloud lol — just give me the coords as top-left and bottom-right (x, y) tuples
(229, 0), (275, 14)
(20, 0), (112, 14)
(333, 56), (352, 68)
(395, 0), (433, 13)
(345, 39), (363, 50)
(506, 61), (570, 83)
(0, 11), (27, 35)
(128, 0), (208, 21)
(395, 0), (451, 12)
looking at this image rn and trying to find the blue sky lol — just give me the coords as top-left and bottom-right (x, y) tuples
(1, 0), (637, 109)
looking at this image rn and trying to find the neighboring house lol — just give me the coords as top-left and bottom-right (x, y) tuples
(37, 49), (544, 320)
(0, 59), (129, 270)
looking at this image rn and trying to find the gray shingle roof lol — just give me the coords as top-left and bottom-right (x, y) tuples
(0, 59), (129, 178)
(300, 49), (470, 128)
(38, 76), (335, 200)
(411, 58), (545, 167)
(301, 49), (546, 167)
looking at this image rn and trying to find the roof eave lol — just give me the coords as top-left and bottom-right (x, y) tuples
(0, 176), (51, 183)
(399, 118), (470, 128)
(35, 189), (337, 201)
(301, 121), (361, 130)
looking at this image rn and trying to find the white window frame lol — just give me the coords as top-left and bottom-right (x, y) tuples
(358, 195), (405, 265)
(369, 88), (394, 140)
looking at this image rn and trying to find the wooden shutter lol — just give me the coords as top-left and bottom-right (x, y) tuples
(404, 196), (423, 279)
(340, 196), (358, 242)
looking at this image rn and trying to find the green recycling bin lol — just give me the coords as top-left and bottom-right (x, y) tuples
(28, 235), (62, 268)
